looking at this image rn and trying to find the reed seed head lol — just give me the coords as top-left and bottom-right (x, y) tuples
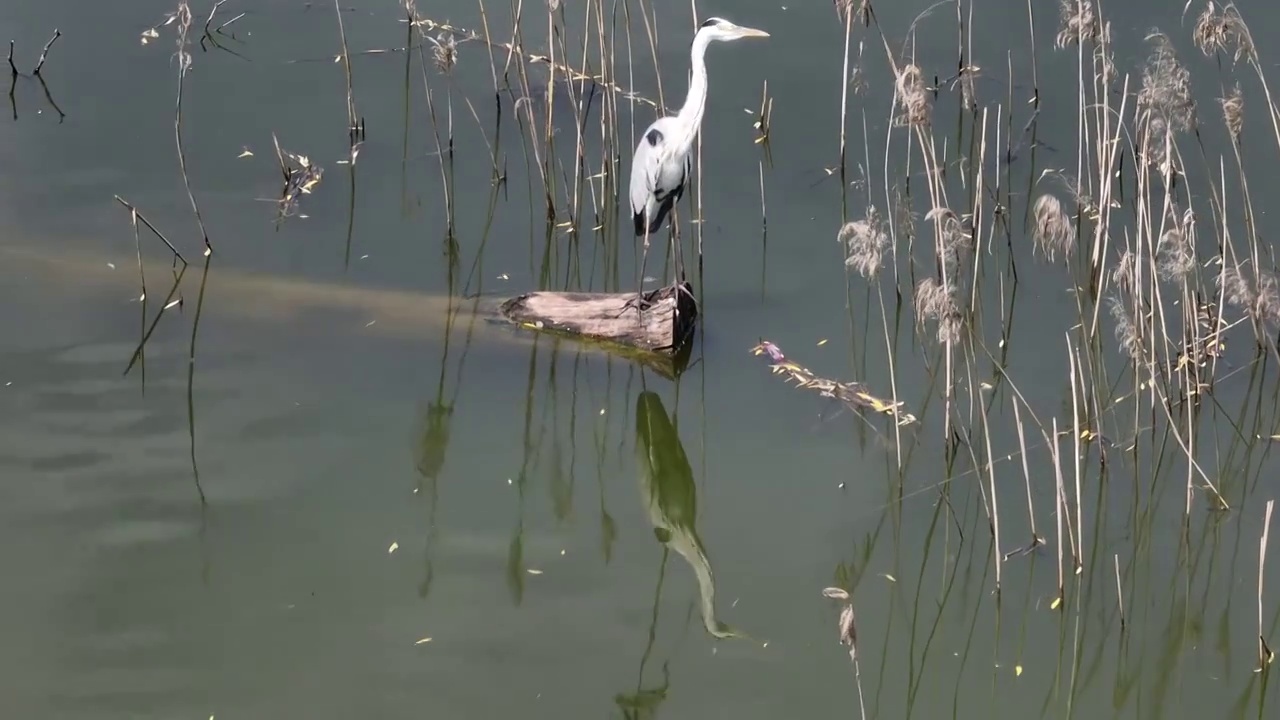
(1108, 297), (1143, 362)
(1031, 193), (1075, 262)
(838, 604), (857, 649)
(174, 2), (193, 71)
(894, 64), (931, 127)
(1055, 0), (1098, 49)
(1193, 2), (1254, 62)
(1094, 20), (1117, 85)
(1221, 84), (1244, 140)
(1218, 265), (1255, 311)
(1156, 227), (1195, 282)
(429, 32), (458, 74)
(839, 205), (890, 279)
(915, 277), (963, 345)
(1218, 265), (1280, 325)
(894, 187), (916, 245)
(834, 1), (868, 24)
(926, 207), (971, 256)
(1112, 250), (1136, 295)
(850, 63), (868, 96)
(1138, 32), (1195, 134)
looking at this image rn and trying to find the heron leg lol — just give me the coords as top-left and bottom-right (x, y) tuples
(634, 220), (652, 321)
(670, 211), (684, 286)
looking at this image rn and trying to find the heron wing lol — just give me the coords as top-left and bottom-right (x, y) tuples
(629, 118), (690, 235)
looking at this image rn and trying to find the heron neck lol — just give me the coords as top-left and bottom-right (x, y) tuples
(673, 31), (711, 151)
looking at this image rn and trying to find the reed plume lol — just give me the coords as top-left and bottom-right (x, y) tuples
(839, 205), (890, 279)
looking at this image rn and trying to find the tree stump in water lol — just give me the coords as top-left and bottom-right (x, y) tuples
(498, 282), (698, 377)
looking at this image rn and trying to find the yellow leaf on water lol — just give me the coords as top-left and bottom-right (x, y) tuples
(881, 573), (896, 583)
(1015, 665), (1023, 676)
(1050, 597), (1062, 610)
(388, 542), (399, 554)
(816, 339), (828, 346)
(238, 148), (254, 158)
(527, 568), (543, 575)
(414, 637), (433, 645)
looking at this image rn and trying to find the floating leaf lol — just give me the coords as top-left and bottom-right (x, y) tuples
(388, 542), (399, 554)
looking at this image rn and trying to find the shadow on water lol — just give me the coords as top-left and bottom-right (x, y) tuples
(411, 248), (485, 600)
(635, 390), (740, 640)
(612, 389), (743, 719)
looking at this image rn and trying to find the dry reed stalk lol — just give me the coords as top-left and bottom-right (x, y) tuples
(1008, 398), (1043, 557)
(172, 4), (210, 253)
(1024, 0), (1039, 106)
(967, 106), (990, 313)
(981, 395), (1002, 591)
(540, 1), (561, 224)
(113, 195), (205, 505)
(1067, 333), (1084, 573)
(1051, 417), (1067, 608)
(822, 587), (868, 720)
(1260, 499), (1275, 669)
(333, 0), (363, 143)
(836, 0), (856, 211)
(418, 29), (456, 237)
(1114, 553), (1125, 631)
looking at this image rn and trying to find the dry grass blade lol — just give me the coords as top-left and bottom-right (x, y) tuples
(821, 586), (867, 720)
(751, 341), (917, 425)
(269, 132), (325, 224)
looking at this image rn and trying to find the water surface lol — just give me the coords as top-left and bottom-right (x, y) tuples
(3, 0), (1280, 718)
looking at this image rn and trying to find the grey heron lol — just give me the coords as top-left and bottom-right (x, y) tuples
(627, 16), (769, 301)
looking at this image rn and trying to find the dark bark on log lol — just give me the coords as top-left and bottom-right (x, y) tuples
(498, 282), (698, 377)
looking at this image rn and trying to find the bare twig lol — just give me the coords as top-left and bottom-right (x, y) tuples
(33, 28), (60, 75)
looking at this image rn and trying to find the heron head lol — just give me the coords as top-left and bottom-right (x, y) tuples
(698, 16), (770, 41)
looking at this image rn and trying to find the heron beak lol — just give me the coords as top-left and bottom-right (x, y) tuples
(735, 26), (770, 38)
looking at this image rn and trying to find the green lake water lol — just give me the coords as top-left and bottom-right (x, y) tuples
(2, 0), (1280, 717)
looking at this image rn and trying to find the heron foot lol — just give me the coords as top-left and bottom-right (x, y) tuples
(617, 292), (653, 319)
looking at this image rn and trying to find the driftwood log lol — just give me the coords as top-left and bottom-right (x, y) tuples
(498, 282), (698, 378)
